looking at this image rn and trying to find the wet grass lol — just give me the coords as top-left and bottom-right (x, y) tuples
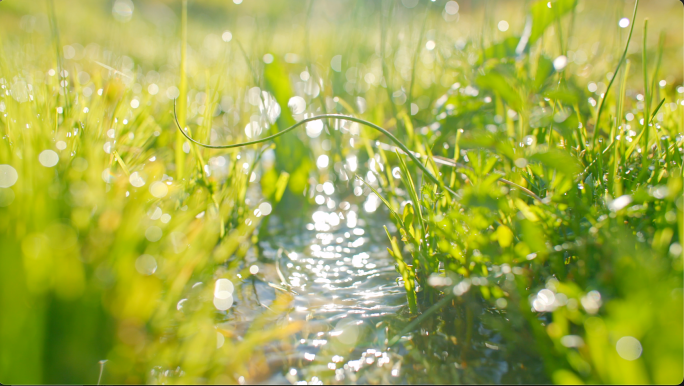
(0, 0), (682, 384)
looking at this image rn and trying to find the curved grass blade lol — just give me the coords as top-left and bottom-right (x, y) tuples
(173, 99), (459, 197)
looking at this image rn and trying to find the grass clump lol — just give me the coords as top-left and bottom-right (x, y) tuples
(0, 0), (682, 384)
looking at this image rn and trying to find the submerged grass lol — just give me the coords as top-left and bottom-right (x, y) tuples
(0, 0), (682, 384)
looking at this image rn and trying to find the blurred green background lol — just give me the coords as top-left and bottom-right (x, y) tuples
(0, 0), (682, 384)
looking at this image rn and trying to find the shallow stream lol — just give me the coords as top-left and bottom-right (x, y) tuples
(237, 198), (546, 384)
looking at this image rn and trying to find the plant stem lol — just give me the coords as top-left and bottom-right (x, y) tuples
(642, 18), (650, 155)
(387, 294), (454, 347)
(176, 0), (188, 181)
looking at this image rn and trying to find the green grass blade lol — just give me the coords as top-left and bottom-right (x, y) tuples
(592, 0), (639, 147)
(175, 0), (188, 180)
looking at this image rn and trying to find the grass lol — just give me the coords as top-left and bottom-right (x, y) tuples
(0, 0), (682, 384)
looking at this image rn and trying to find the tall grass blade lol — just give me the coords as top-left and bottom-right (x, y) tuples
(176, 0), (188, 180)
(592, 0), (639, 147)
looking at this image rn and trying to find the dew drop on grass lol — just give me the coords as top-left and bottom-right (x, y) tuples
(214, 296), (233, 311)
(258, 202), (272, 216)
(145, 226), (162, 242)
(245, 122), (262, 139)
(316, 155), (329, 169)
(38, 150), (59, 167)
(214, 278), (234, 298)
(553, 55), (568, 71)
(306, 120), (323, 138)
(0, 165), (18, 188)
(135, 254), (157, 275)
(129, 172), (145, 187)
(217, 332), (225, 349)
(497, 20), (509, 32)
(149, 207), (162, 220)
(288, 96), (306, 114)
(331, 55), (342, 72)
(112, 0), (134, 22)
(616, 336), (642, 360)
(445, 1), (459, 15)
(102, 168), (115, 183)
(149, 181), (168, 198)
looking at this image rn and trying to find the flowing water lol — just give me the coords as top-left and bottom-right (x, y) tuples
(260, 200), (406, 384)
(236, 197), (547, 384)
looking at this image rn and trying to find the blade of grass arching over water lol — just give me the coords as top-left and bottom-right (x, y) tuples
(176, 0), (188, 181)
(592, 0), (639, 147)
(173, 100), (459, 197)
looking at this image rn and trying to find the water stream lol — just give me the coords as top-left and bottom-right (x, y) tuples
(240, 198), (546, 384)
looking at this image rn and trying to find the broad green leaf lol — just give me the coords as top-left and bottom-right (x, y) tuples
(528, 0), (578, 46)
(483, 36), (521, 60)
(529, 148), (581, 176)
(496, 225), (514, 248)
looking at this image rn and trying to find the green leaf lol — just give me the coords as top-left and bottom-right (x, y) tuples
(483, 36), (521, 60)
(543, 89), (580, 105)
(496, 225), (514, 248)
(533, 54), (555, 91)
(384, 226), (418, 315)
(529, 149), (581, 176)
(476, 73), (523, 112)
(528, 0), (578, 46)
(521, 219), (547, 255)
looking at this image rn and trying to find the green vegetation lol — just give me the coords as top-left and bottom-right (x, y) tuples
(0, 0), (682, 384)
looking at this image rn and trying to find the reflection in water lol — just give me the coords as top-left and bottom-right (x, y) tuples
(261, 196), (407, 384)
(254, 191), (547, 384)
